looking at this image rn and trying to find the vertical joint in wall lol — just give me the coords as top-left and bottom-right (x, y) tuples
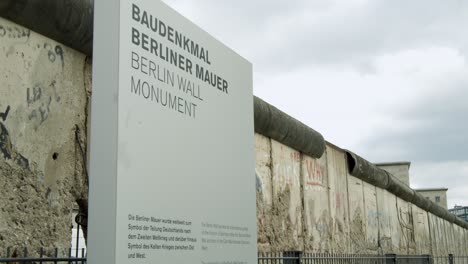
(266, 137), (274, 248)
(299, 151), (306, 251)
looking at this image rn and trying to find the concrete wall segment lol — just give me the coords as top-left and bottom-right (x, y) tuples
(362, 182), (379, 253)
(270, 140), (303, 251)
(327, 146), (350, 253)
(427, 213), (439, 257)
(396, 197), (415, 254)
(438, 218), (448, 256)
(255, 134), (273, 252)
(302, 152), (331, 252)
(347, 175), (366, 253)
(411, 205), (431, 255)
(464, 229), (468, 258)
(0, 16), (88, 252)
(376, 188), (400, 253)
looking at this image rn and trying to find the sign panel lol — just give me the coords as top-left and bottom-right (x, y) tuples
(88, 1), (256, 264)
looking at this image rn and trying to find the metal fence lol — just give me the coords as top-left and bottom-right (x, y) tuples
(258, 252), (468, 264)
(0, 213), (87, 263)
(0, 250), (466, 263)
(0, 209), (466, 264)
(0, 247), (86, 263)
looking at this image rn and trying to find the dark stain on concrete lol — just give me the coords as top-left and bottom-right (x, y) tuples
(0, 105), (10, 121)
(0, 106), (30, 170)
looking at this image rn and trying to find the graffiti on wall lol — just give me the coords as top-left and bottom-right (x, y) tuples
(0, 105), (30, 170)
(304, 158), (326, 190)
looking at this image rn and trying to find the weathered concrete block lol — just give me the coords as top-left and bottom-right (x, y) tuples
(464, 228), (468, 259)
(454, 225), (463, 257)
(412, 205), (431, 254)
(326, 145), (350, 253)
(442, 219), (455, 255)
(302, 153), (330, 252)
(0, 17), (88, 253)
(428, 213), (439, 256)
(396, 197), (415, 254)
(256, 134), (273, 207)
(464, 228), (468, 258)
(255, 133), (273, 252)
(347, 175), (366, 253)
(362, 182), (379, 253)
(376, 188), (400, 253)
(413, 205), (431, 255)
(446, 221), (456, 255)
(436, 217), (448, 256)
(270, 139), (303, 251)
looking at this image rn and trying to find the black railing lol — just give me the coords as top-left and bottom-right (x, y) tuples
(0, 212), (87, 263)
(0, 247), (86, 263)
(257, 252), (468, 264)
(0, 251), (466, 263)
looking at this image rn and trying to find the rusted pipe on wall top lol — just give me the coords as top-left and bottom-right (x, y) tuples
(0, 0), (94, 55)
(346, 151), (390, 189)
(254, 96), (326, 158)
(346, 150), (468, 230)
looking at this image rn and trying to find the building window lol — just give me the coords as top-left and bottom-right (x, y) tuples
(435, 196), (440, 203)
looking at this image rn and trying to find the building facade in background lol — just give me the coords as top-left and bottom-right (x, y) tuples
(415, 188), (449, 209)
(375, 161), (411, 186)
(376, 162), (451, 211)
(449, 206), (468, 222)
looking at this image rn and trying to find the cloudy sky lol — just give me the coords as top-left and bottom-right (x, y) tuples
(164, 0), (468, 208)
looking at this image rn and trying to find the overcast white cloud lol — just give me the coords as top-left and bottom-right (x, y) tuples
(164, 0), (468, 208)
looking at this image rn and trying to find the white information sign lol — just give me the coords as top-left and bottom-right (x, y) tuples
(88, 1), (256, 263)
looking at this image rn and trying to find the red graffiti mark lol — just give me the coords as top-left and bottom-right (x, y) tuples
(335, 193), (342, 209)
(305, 159), (324, 187)
(290, 152), (300, 162)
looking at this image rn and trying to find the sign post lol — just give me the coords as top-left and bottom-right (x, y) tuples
(88, 1), (256, 263)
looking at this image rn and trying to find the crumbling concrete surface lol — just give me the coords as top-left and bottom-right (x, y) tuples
(302, 153), (331, 252)
(269, 140), (303, 251)
(326, 145), (350, 253)
(0, 17), (89, 255)
(255, 134), (274, 252)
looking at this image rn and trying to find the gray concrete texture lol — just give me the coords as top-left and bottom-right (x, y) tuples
(347, 175), (367, 253)
(302, 150), (330, 252)
(376, 187), (401, 253)
(362, 182), (379, 253)
(0, 17), (89, 254)
(326, 145), (351, 253)
(0, 11), (467, 257)
(412, 205), (431, 255)
(270, 140), (303, 250)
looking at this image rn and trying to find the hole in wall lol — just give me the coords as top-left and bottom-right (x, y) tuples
(52, 152), (59, 160)
(345, 152), (356, 173)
